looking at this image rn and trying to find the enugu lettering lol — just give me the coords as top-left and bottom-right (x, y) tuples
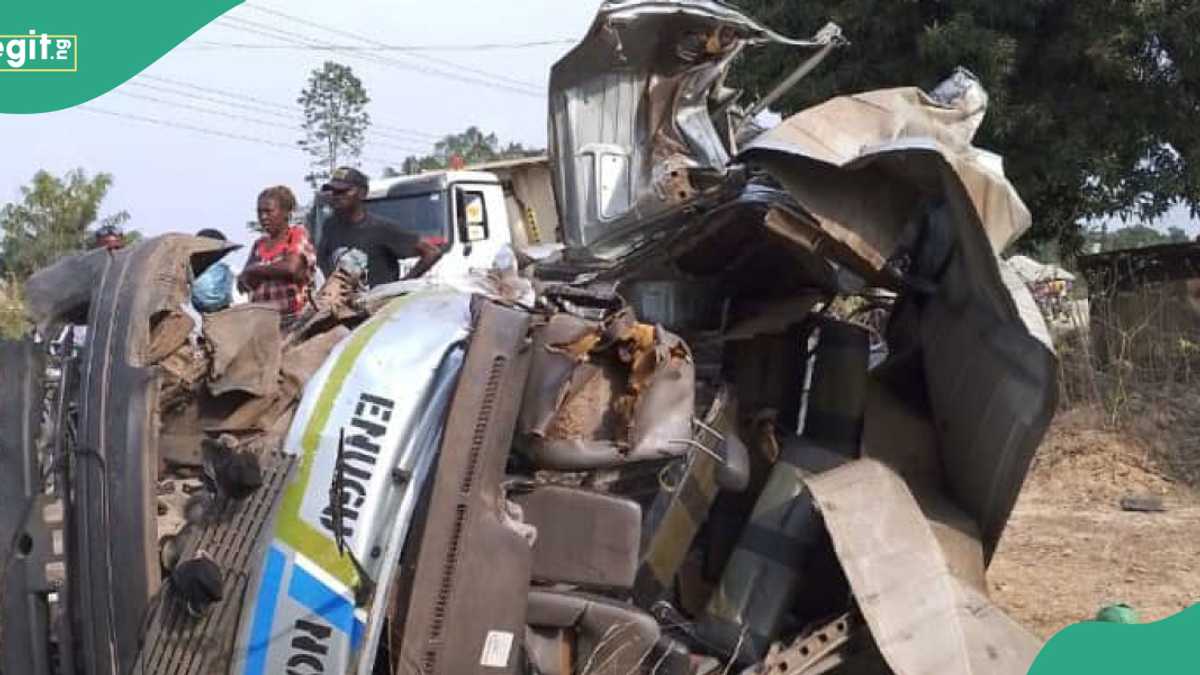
(320, 393), (395, 539)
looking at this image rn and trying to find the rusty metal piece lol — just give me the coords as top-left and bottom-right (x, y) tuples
(760, 613), (857, 675)
(203, 305), (282, 399)
(146, 311), (196, 365)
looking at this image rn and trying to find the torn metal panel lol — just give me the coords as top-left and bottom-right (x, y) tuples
(744, 73), (1057, 561)
(549, 0), (841, 256)
(145, 310), (196, 365)
(203, 305), (283, 399)
(804, 459), (1041, 675)
(23, 236), (238, 339)
(22, 249), (112, 334)
(740, 70), (1031, 264)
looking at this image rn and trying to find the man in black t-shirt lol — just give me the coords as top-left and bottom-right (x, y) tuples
(317, 166), (441, 287)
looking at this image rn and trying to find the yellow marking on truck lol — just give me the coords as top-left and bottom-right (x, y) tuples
(275, 296), (413, 588)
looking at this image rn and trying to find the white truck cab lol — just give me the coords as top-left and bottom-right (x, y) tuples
(311, 170), (513, 282)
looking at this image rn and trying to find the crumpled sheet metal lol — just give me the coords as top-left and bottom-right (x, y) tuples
(739, 73), (1031, 264)
(203, 304), (282, 398)
(518, 311), (695, 471)
(804, 458), (1041, 675)
(549, 0), (837, 253)
(22, 235), (239, 339)
(203, 324), (349, 434)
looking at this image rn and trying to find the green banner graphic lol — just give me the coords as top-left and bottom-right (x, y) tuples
(1029, 604), (1200, 674)
(0, 1), (242, 113)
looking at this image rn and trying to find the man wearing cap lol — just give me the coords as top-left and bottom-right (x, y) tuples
(316, 166), (441, 288)
(93, 225), (125, 251)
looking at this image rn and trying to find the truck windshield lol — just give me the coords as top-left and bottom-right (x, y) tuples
(364, 191), (451, 246)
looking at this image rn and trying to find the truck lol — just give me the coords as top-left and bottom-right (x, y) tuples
(2, 2), (1057, 675)
(308, 159), (560, 284)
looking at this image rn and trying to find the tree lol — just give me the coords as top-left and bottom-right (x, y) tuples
(0, 168), (130, 280)
(731, 0), (1200, 257)
(298, 61), (370, 190)
(394, 126), (541, 175)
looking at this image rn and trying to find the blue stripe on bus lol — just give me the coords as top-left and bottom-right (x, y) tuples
(243, 546), (287, 675)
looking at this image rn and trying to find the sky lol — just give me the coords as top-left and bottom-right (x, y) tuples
(1, 0), (1196, 267)
(0, 0), (598, 259)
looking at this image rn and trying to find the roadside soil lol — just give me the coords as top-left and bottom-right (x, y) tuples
(989, 407), (1200, 638)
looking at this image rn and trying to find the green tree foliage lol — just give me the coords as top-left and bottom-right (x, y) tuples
(731, 0), (1200, 256)
(396, 126), (541, 175)
(298, 61), (370, 190)
(1087, 224), (1193, 252)
(0, 168), (130, 280)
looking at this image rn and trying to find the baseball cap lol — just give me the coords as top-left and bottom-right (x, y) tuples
(322, 166), (369, 192)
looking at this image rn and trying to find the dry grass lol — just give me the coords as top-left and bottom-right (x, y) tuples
(1051, 281), (1200, 486)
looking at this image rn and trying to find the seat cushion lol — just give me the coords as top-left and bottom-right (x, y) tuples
(514, 485), (641, 591)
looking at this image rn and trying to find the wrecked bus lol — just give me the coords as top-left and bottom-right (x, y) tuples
(1, 2), (1056, 674)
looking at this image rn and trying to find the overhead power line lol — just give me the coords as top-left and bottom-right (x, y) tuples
(80, 106), (297, 150)
(134, 73), (443, 141)
(110, 90), (432, 155)
(240, 4), (544, 91)
(214, 9), (542, 96)
(187, 38), (576, 51)
(124, 80), (434, 146)
(113, 90), (297, 132)
(78, 106), (405, 166)
(214, 15), (541, 97)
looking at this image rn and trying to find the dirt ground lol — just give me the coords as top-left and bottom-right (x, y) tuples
(989, 407), (1200, 638)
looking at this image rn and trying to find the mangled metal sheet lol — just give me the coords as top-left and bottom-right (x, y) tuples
(804, 459), (1041, 675)
(742, 71), (1057, 560)
(22, 236), (238, 336)
(231, 290), (472, 675)
(740, 68), (1031, 264)
(204, 305), (283, 399)
(549, 0), (841, 255)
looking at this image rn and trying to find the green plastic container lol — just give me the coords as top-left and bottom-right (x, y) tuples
(1095, 604), (1139, 624)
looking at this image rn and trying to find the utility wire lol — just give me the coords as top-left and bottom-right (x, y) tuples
(214, 14), (542, 97)
(123, 80), (435, 146)
(78, 106), (402, 165)
(112, 91), (298, 133)
(215, 15), (541, 96)
(111, 90), (432, 155)
(185, 38), (577, 51)
(137, 73), (443, 141)
(80, 106), (297, 149)
(125, 80), (295, 121)
(240, 4), (544, 90)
